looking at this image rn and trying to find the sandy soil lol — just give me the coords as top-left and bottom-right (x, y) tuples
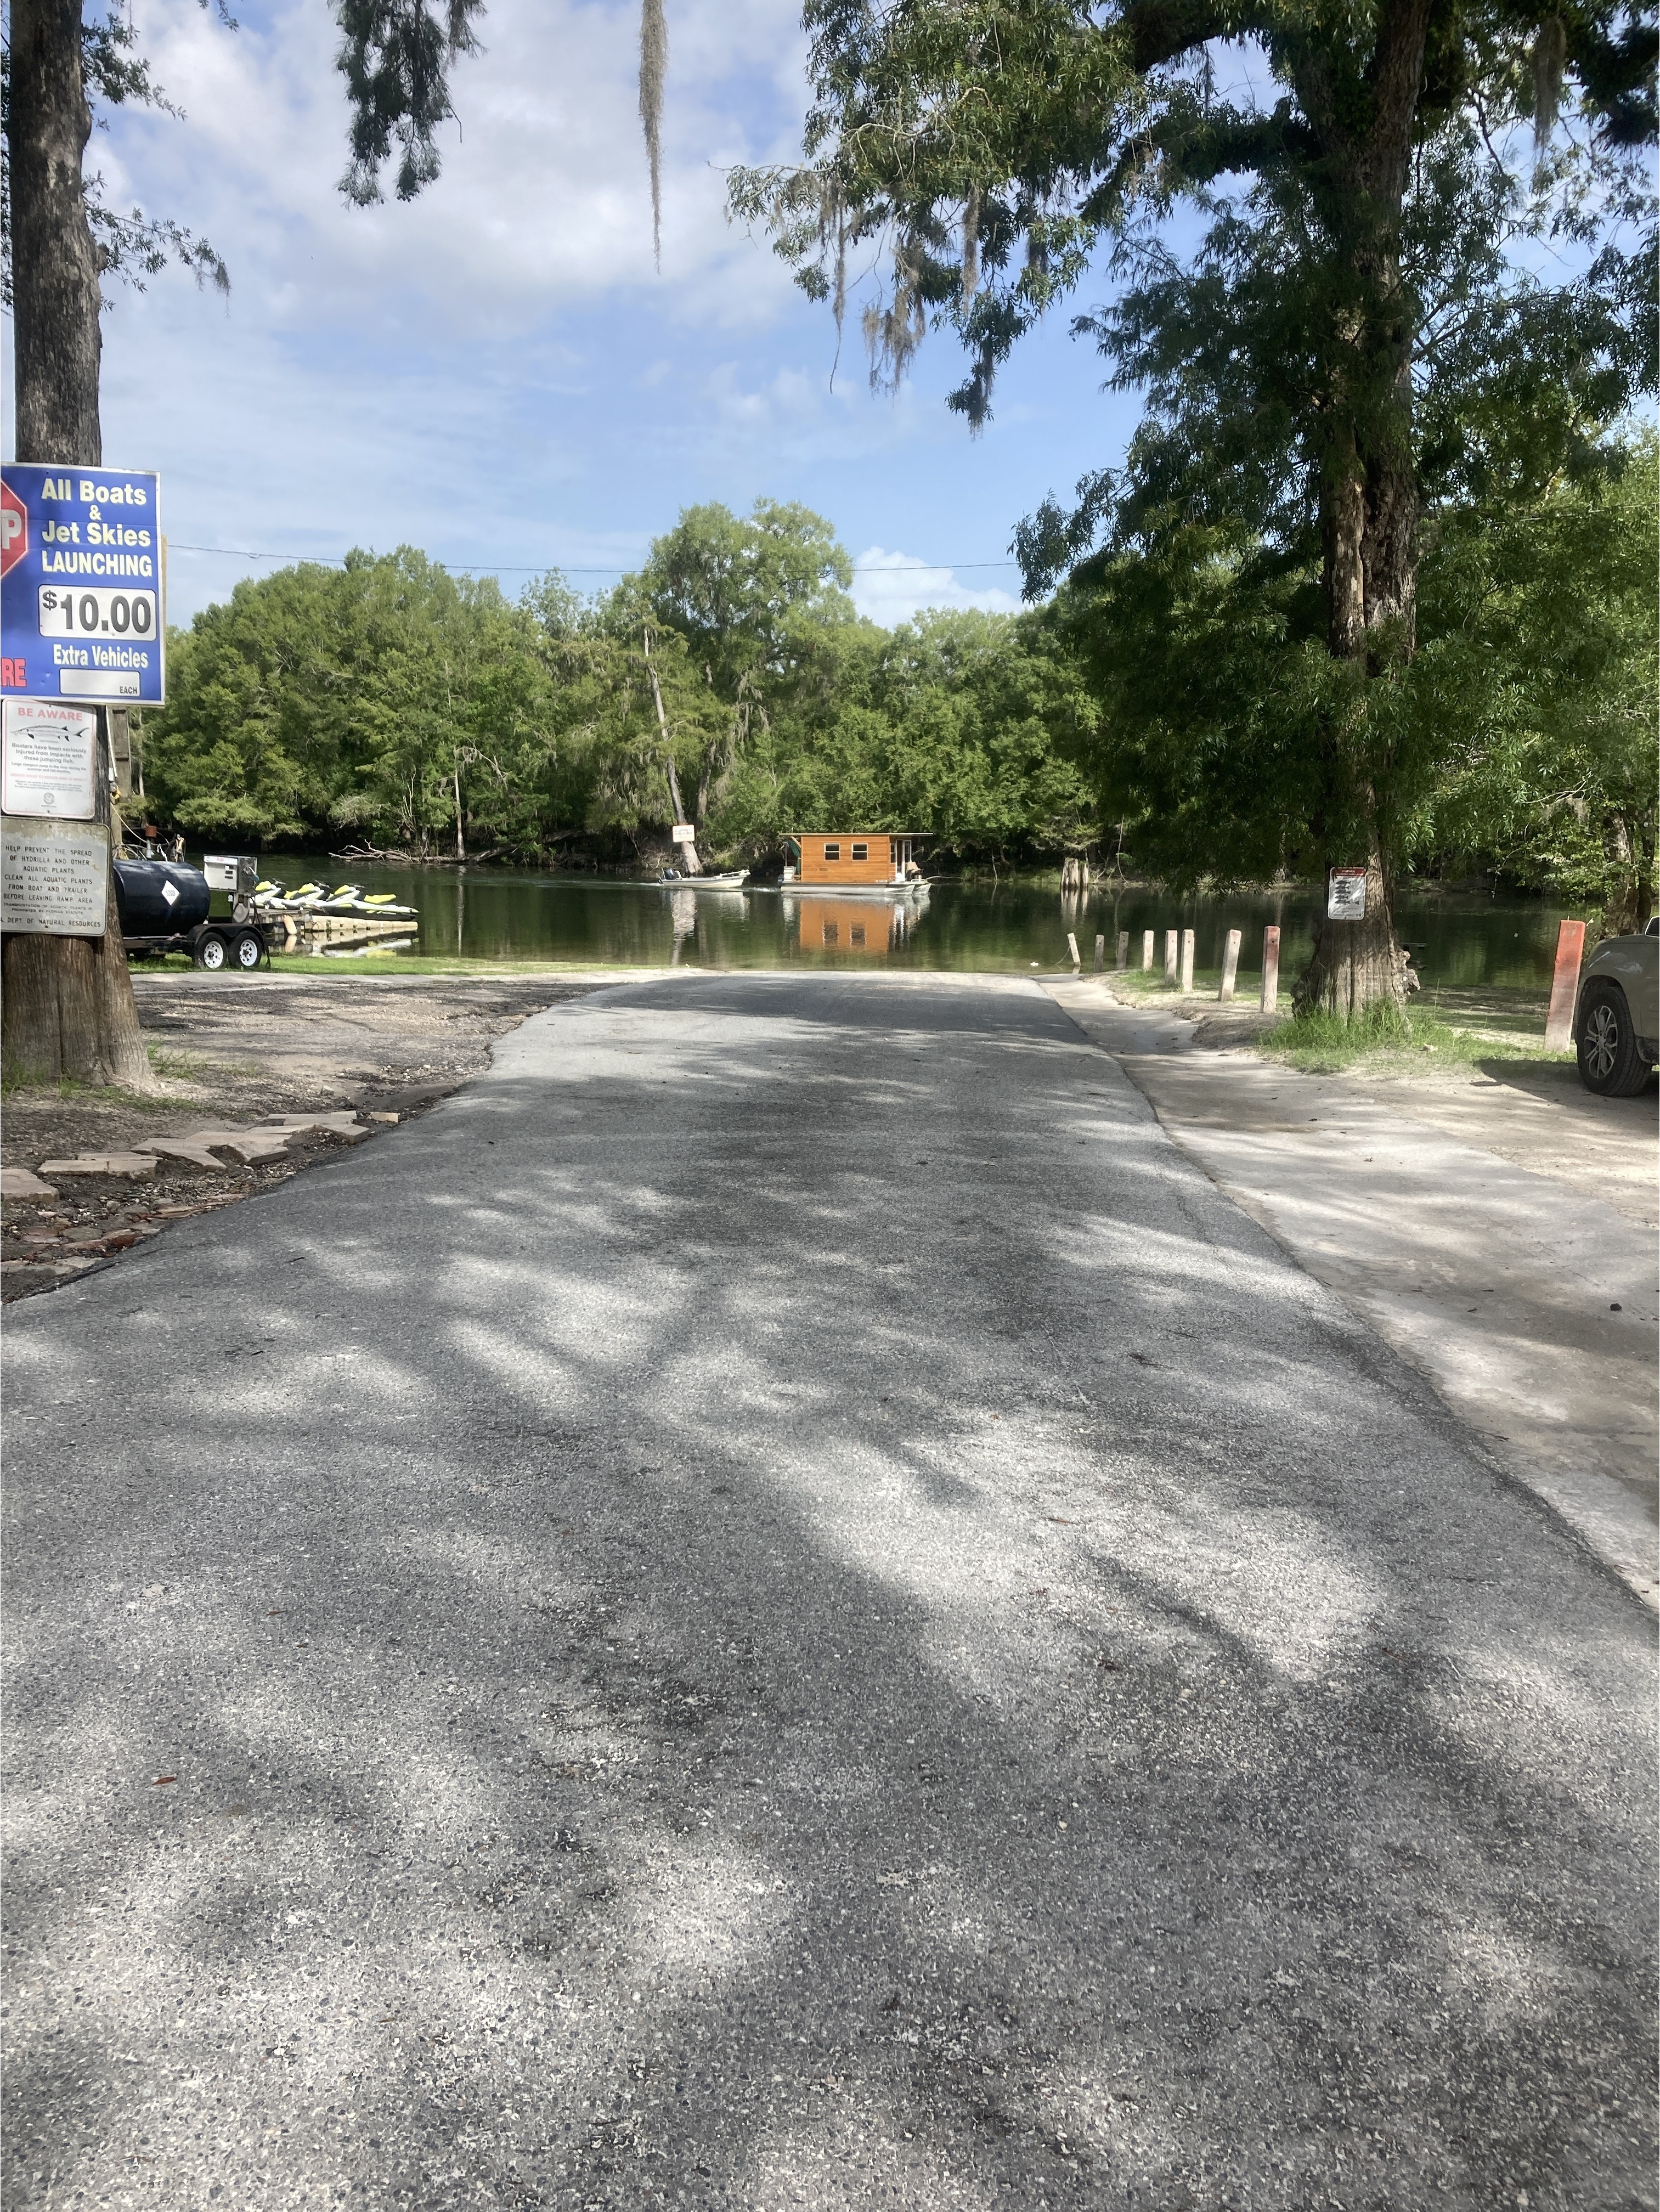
(1046, 975), (1659, 1602)
(1, 974), (603, 1302)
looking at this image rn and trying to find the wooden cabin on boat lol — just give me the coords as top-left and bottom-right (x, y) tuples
(787, 833), (925, 888)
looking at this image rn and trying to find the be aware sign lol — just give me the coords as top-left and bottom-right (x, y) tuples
(1, 700), (99, 819)
(0, 464), (165, 705)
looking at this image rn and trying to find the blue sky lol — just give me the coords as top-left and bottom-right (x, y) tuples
(2, 0), (1146, 628)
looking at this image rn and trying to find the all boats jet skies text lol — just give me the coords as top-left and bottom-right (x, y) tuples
(0, 464), (165, 707)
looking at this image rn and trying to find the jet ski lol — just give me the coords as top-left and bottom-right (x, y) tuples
(312, 883), (419, 918)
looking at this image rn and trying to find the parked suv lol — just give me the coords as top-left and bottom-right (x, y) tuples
(1574, 919), (1659, 1096)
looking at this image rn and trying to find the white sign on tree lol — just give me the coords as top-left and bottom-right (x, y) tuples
(1, 700), (98, 819)
(1327, 867), (1368, 921)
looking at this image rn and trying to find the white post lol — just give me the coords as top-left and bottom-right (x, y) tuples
(1163, 930), (1178, 984)
(1142, 930), (1155, 970)
(1067, 932), (1081, 970)
(1093, 934), (1105, 973)
(1179, 928), (1194, 992)
(1116, 930), (1129, 969)
(1218, 928), (1241, 1001)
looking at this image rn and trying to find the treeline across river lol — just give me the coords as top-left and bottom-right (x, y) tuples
(140, 458), (1657, 930)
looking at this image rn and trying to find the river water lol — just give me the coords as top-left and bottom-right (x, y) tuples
(254, 856), (1568, 994)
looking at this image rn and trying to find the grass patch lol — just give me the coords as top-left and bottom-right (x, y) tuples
(1257, 1000), (1571, 1073)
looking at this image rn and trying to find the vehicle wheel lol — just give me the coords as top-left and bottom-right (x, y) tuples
(1577, 981), (1651, 1096)
(232, 928), (264, 970)
(193, 930), (228, 972)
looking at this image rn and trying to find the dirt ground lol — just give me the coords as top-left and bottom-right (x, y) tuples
(1, 974), (603, 1302)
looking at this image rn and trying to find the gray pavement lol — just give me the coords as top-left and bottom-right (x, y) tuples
(4, 971), (1655, 2211)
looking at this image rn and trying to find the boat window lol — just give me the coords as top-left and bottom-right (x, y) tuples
(851, 842), (868, 861)
(823, 842), (840, 861)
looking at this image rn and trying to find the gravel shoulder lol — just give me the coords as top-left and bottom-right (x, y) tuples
(0, 973), (611, 1301)
(1045, 977), (1659, 1604)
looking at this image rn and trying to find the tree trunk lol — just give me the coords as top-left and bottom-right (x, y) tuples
(9, 0), (103, 463)
(3, 0), (155, 1089)
(1291, 0), (1430, 1020)
(2, 725), (153, 1088)
(1301, 292), (1420, 1015)
(1296, 854), (1417, 1018)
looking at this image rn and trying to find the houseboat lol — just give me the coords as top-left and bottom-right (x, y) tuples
(782, 833), (929, 897)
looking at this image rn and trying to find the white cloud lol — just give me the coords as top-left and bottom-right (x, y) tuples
(105, 0), (808, 330)
(3, 0), (1132, 630)
(850, 547), (1023, 628)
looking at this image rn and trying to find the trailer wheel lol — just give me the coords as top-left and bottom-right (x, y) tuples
(193, 931), (229, 971)
(232, 928), (264, 970)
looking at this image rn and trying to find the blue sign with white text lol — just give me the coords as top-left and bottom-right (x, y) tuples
(0, 463), (165, 706)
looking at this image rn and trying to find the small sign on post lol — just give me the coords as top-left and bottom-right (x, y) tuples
(1218, 927), (1241, 1001)
(670, 823), (696, 845)
(1327, 867), (1368, 920)
(1, 701), (98, 819)
(1543, 919), (1586, 1052)
(1261, 925), (1281, 1013)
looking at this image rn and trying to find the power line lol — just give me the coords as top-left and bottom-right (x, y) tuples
(166, 542), (1020, 576)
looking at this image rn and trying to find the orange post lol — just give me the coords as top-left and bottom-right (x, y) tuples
(1544, 919), (1586, 1051)
(1261, 926), (1281, 1014)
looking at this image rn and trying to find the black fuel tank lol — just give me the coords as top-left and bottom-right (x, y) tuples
(114, 858), (210, 936)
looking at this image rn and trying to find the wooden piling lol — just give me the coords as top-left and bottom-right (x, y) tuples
(1544, 919), (1586, 1051)
(1218, 928), (1241, 1001)
(1142, 930), (1155, 970)
(1093, 934), (1105, 973)
(1163, 930), (1178, 984)
(1116, 930), (1129, 969)
(1261, 925), (1280, 1013)
(1067, 932), (1081, 971)
(1179, 928), (1195, 992)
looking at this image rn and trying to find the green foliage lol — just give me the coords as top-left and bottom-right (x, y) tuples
(140, 509), (1094, 867)
(1411, 441), (1659, 929)
(1053, 436), (1658, 927)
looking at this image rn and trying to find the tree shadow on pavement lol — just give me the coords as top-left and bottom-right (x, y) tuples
(3, 975), (1655, 2212)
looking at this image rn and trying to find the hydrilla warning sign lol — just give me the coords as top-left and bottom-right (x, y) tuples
(0, 464), (165, 705)
(0, 822), (109, 935)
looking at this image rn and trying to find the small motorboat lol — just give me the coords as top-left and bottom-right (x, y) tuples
(657, 868), (749, 889)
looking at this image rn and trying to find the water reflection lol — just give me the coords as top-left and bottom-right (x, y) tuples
(241, 855), (1574, 992)
(786, 890), (928, 957)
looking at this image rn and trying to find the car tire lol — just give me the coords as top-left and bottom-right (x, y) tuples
(232, 928), (263, 970)
(193, 930), (228, 972)
(1577, 980), (1652, 1096)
